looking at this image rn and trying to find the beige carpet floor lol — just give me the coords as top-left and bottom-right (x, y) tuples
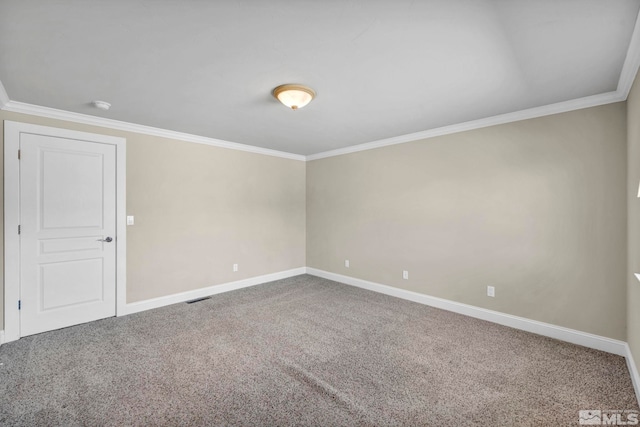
(0, 274), (638, 426)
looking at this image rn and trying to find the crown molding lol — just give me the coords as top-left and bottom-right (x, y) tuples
(306, 91), (624, 161)
(0, 80), (9, 110)
(0, 100), (305, 161)
(2, 25), (638, 166)
(1, 91), (627, 163)
(618, 9), (640, 99)
(2, 7), (640, 162)
(307, 10), (640, 161)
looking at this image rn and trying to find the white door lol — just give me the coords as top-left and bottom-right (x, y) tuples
(19, 133), (117, 337)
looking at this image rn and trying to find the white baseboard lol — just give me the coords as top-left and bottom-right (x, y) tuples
(626, 344), (640, 408)
(306, 268), (628, 356)
(122, 267), (306, 316)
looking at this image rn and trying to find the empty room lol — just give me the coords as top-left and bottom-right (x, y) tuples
(1, 0), (640, 425)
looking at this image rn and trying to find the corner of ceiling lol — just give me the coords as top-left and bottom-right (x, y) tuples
(617, 8), (640, 100)
(0, 79), (9, 110)
(305, 91), (624, 161)
(0, 81), (305, 162)
(306, 10), (640, 162)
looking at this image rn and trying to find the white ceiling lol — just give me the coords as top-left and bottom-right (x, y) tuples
(1, 0), (639, 156)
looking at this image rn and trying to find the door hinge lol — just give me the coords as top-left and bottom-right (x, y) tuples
(18, 300), (21, 310)
(18, 149), (20, 160)
(18, 225), (21, 235)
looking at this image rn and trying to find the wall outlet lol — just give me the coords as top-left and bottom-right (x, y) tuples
(487, 286), (495, 297)
(402, 270), (409, 280)
(126, 215), (134, 225)
(233, 263), (238, 272)
(345, 259), (350, 268)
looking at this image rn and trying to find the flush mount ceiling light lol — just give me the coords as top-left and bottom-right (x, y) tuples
(272, 84), (316, 110)
(92, 100), (111, 111)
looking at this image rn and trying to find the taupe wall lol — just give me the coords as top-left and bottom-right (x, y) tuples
(0, 110), (306, 328)
(307, 103), (627, 340)
(0, 102), (631, 343)
(628, 77), (640, 373)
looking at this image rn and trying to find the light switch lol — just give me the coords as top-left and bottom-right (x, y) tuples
(127, 216), (134, 226)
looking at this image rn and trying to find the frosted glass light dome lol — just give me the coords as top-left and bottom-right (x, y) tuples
(272, 84), (316, 110)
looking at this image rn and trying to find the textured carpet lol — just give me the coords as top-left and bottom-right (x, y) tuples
(0, 274), (637, 426)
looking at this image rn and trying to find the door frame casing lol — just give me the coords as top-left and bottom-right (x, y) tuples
(4, 121), (127, 343)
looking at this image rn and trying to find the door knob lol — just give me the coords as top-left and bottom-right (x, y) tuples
(97, 237), (113, 242)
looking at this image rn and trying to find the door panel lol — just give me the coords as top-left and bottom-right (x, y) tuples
(39, 236), (103, 254)
(41, 149), (105, 229)
(20, 133), (116, 337)
(40, 259), (104, 310)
